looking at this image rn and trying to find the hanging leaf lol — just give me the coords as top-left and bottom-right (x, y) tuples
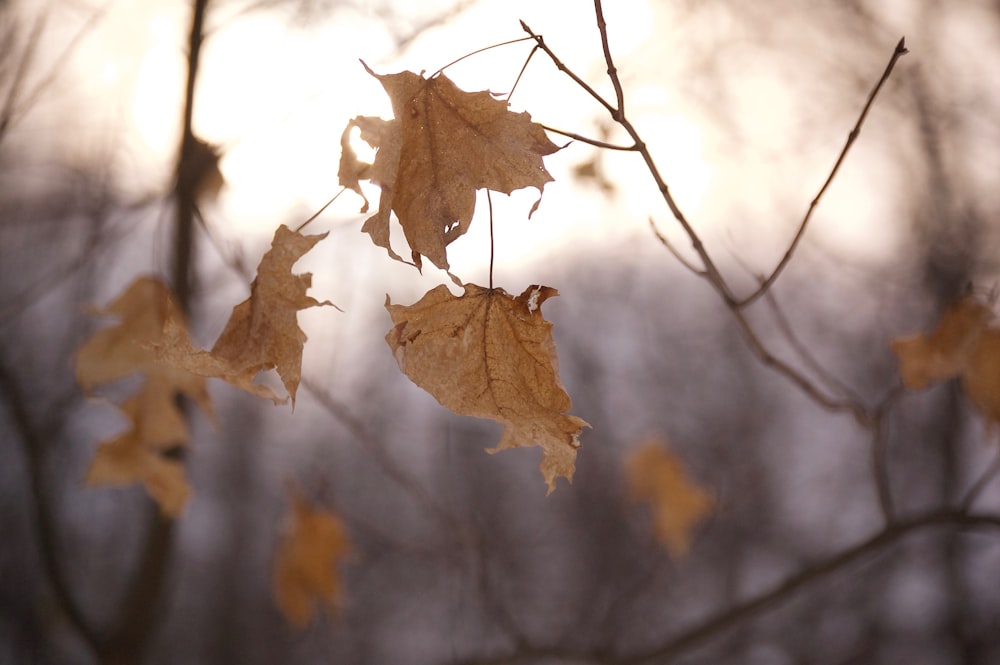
(385, 283), (588, 493)
(75, 276), (212, 417)
(85, 394), (191, 517)
(75, 276), (211, 514)
(626, 439), (714, 557)
(273, 491), (350, 628)
(342, 64), (560, 272)
(158, 225), (335, 406)
(890, 297), (992, 389)
(891, 295), (1000, 427)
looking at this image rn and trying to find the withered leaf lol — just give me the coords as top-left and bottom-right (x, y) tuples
(75, 277), (212, 436)
(75, 277), (212, 414)
(75, 276), (210, 515)
(891, 295), (1000, 428)
(890, 297), (992, 389)
(273, 491), (350, 628)
(963, 329), (1000, 424)
(85, 395), (191, 517)
(159, 225), (334, 406)
(626, 439), (714, 557)
(385, 283), (588, 493)
(347, 64), (560, 272)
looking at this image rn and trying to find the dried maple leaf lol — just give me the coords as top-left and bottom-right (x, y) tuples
(75, 278), (212, 439)
(626, 439), (714, 557)
(963, 329), (1000, 423)
(158, 225), (334, 406)
(385, 283), (588, 493)
(85, 395), (191, 517)
(75, 276), (210, 515)
(891, 295), (1000, 428)
(890, 297), (992, 389)
(346, 64), (560, 272)
(273, 491), (350, 628)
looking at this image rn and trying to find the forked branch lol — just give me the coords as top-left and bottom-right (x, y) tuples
(738, 37), (909, 307)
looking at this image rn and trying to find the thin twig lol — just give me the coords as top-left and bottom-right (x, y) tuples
(737, 37), (909, 307)
(524, 10), (738, 304)
(301, 377), (466, 539)
(520, 20), (618, 118)
(292, 187), (346, 233)
(960, 445), (1000, 510)
(443, 510), (1000, 665)
(541, 124), (637, 151)
(0, 357), (104, 658)
(430, 36), (536, 79)
(871, 389), (901, 521)
(506, 44), (538, 104)
(617, 509), (1000, 665)
(1, 2), (109, 145)
(764, 288), (864, 403)
(592, 0), (625, 118)
(648, 216), (704, 276)
(729, 306), (868, 422)
(0, 10), (47, 144)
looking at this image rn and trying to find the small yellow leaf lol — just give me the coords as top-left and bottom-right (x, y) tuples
(273, 492), (350, 628)
(385, 283), (588, 493)
(626, 439), (713, 557)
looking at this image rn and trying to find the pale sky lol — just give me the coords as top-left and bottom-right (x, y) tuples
(22, 0), (941, 293)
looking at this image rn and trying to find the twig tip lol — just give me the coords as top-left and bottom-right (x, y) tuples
(896, 36), (908, 55)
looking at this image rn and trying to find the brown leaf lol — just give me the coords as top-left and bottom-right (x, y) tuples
(75, 276), (213, 432)
(350, 64), (560, 272)
(337, 122), (371, 213)
(158, 225), (334, 406)
(75, 276), (211, 515)
(273, 491), (350, 628)
(962, 329), (1000, 423)
(626, 439), (714, 557)
(85, 395), (191, 517)
(385, 283), (588, 493)
(890, 297), (992, 389)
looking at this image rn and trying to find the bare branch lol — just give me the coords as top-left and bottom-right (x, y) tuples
(960, 444), (1000, 511)
(523, 12), (737, 304)
(763, 288), (864, 403)
(519, 20), (618, 118)
(301, 377), (468, 542)
(592, 0), (625, 118)
(0, 357), (103, 658)
(442, 510), (1000, 665)
(737, 37), (909, 307)
(870, 389), (902, 521)
(728, 306), (869, 423)
(648, 216), (705, 276)
(617, 509), (1000, 665)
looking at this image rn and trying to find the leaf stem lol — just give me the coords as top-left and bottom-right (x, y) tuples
(487, 190), (495, 290)
(541, 124), (637, 151)
(506, 44), (539, 105)
(430, 36), (537, 79)
(293, 187), (346, 234)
